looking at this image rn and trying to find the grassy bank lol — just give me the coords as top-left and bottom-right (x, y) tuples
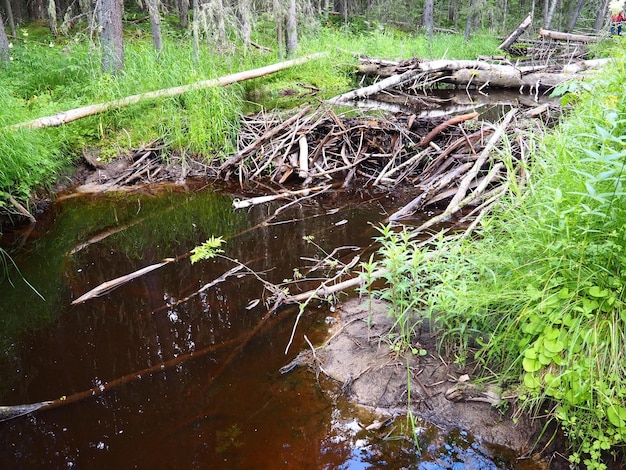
(0, 17), (499, 214)
(369, 47), (626, 468)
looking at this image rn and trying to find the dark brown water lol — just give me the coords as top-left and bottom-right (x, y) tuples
(0, 182), (534, 469)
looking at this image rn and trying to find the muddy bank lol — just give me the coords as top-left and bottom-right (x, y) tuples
(286, 298), (553, 468)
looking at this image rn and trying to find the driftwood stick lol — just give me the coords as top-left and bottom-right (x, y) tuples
(71, 255), (187, 305)
(7, 195), (36, 223)
(232, 185), (330, 209)
(0, 334), (245, 422)
(419, 112), (479, 147)
(413, 161), (508, 233)
(389, 161), (474, 221)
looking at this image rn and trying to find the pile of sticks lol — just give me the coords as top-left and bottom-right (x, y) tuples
(218, 105), (527, 221)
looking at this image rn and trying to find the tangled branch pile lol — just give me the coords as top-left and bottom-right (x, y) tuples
(217, 105), (534, 224)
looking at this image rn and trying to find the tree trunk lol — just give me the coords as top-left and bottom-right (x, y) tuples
(192, 0), (199, 61)
(593, 0), (610, 32)
(464, 0), (478, 40)
(567, 0), (585, 32)
(422, 0), (434, 37)
(98, 0), (124, 74)
(177, 0), (189, 28)
(3, 0), (16, 37)
(146, 0), (163, 52)
(78, 0), (93, 33)
(0, 12), (9, 62)
(274, 0), (284, 58)
(236, 0), (251, 48)
(29, 0), (46, 20)
(48, 0), (58, 37)
(498, 12), (532, 50)
(539, 27), (598, 42)
(543, 0), (559, 29)
(285, 0), (297, 57)
(12, 53), (327, 130)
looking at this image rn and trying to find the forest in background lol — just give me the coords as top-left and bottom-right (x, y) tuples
(0, 0), (620, 70)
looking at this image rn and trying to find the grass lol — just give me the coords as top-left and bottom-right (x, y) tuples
(0, 17), (501, 210)
(366, 46), (626, 468)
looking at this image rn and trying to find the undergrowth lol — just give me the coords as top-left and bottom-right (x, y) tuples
(365, 53), (626, 468)
(0, 18), (499, 210)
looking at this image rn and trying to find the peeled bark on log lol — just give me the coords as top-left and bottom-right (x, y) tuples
(539, 28), (599, 43)
(11, 53), (328, 130)
(499, 12), (533, 51)
(445, 59), (610, 90)
(342, 58), (609, 98)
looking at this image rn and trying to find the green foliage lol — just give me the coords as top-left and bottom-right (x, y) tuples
(190, 236), (226, 264)
(364, 52), (626, 468)
(367, 53), (626, 467)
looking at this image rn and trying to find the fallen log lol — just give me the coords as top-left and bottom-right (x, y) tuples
(11, 53), (327, 130)
(539, 28), (599, 43)
(499, 12), (533, 51)
(353, 57), (610, 92)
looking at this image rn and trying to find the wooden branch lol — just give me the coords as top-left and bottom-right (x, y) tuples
(0, 334), (244, 422)
(11, 54), (327, 130)
(444, 109), (515, 213)
(498, 12), (533, 50)
(419, 112), (479, 147)
(232, 185), (330, 209)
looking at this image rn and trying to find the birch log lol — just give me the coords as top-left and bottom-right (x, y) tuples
(11, 53), (328, 130)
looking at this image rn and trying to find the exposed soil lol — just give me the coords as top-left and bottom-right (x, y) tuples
(288, 298), (553, 468)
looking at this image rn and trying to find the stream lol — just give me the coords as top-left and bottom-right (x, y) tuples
(0, 85), (558, 468)
(0, 179), (545, 469)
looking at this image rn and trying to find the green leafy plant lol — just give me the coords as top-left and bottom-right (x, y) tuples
(190, 236), (226, 263)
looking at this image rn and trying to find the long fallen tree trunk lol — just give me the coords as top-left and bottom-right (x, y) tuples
(11, 53), (328, 130)
(343, 58), (610, 97)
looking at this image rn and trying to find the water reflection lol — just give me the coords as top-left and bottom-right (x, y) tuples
(0, 183), (533, 468)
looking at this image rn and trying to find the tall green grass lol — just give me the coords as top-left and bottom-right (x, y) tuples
(368, 54), (626, 468)
(0, 19), (500, 210)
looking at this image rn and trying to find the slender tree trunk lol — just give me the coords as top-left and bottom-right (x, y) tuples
(98, 0), (124, 74)
(177, 0), (189, 28)
(422, 0), (434, 36)
(215, 0), (226, 46)
(29, 0), (47, 20)
(594, 0), (610, 32)
(192, 0), (199, 61)
(236, 0), (251, 48)
(274, 0), (284, 58)
(285, 0), (297, 57)
(567, 0), (585, 31)
(79, 0), (94, 34)
(0, 12), (9, 62)
(543, 0), (559, 29)
(465, 0), (477, 40)
(146, 0), (163, 52)
(48, 0), (58, 37)
(3, 0), (16, 37)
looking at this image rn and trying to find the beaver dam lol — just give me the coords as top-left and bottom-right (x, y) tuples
(2, 45), (607, 468)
